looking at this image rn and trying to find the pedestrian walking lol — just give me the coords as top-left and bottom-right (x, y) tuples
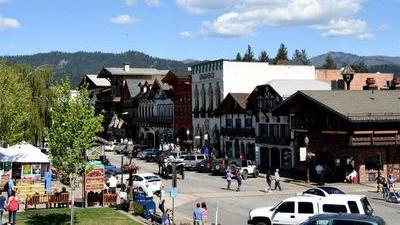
(159, 185), (166, 213)
(315, 164), (324, 185)
(376, 175), (385, 193)
(108, 173), (117, 194)
(161, 209), (174, 225)
(383, 180), (389, 199)
(193, 203), (202, 225)
(179, 165), (185, 180)
(7, 190), (19, 225)
(274, 169), (282, 191)
(7, 179), (14, 199)
(226, 169), (232, 190)
(0, 192), (6, 225)
(236, 169), (242, 192)
(388, 174), (396, 191)
(265, 171), (273, 192)
(201, 202), (208, 225)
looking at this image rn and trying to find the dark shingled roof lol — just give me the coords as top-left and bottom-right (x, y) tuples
(295, 90), (400, 122)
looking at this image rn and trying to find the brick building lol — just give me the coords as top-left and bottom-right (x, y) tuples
(274, 90), (400, 184)
(316, 69), (394, 90)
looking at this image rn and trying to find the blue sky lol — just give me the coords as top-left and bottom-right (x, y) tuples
(0, 0), (399, 60)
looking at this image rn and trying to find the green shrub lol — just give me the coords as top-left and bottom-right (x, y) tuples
(130, 201), (144, 215)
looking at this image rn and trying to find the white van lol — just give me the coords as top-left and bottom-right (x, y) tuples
(248, 194), (374, 225)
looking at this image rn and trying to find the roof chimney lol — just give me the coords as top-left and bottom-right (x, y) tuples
(124, 63), (130, 71)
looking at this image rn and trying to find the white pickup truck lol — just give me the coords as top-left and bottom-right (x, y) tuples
(248, 194), (374, 225)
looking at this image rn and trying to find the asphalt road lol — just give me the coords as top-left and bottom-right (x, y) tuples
(105, 152), (400, 225)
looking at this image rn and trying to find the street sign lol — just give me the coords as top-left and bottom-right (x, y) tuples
(300, 147), (307, 161)
(170, 187), (177, 198)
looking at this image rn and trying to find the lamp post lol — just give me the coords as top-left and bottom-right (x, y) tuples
(304, 135), (310, 183)
(204, 133), (209, 148)
(186, 129), (190, 141)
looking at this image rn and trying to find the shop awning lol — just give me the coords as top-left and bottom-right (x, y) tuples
(0, 142), (50, 163)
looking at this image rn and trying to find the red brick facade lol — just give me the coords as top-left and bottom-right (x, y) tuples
(316, 69), (394, 90)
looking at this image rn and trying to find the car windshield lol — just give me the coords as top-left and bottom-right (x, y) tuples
(144, 175), (160, 181)
(319, 187), (345, 194)
(361, 197), (374, 215)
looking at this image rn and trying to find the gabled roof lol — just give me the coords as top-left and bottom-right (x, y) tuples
(276, 90), (400, 122)
(230, 93), (249, 109)
(80, 74), (111, 87)
(267, 79), (331, 99)
(100, 67), (169, 77)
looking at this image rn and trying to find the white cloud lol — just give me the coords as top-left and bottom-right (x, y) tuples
(0, 0), (10, 4)
(0, 15), (20, 31)
(176, 0), (234, 14)
(110, 14), (138, 25)
(145, 0), (162, 6)
(124, 0), (137, 6)
(196, 0), (371, 38)
(179, 31), (192, 37)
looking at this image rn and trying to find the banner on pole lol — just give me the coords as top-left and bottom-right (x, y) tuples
(300, 147), (307, 161)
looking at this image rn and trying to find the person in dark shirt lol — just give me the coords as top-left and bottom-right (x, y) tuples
(0, 192), (6, 225)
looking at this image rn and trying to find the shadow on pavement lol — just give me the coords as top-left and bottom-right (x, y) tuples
(25, 213), (74, 225)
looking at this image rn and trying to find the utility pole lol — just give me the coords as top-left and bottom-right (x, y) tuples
(171, 162), (177, 221)
(121, 155), (124, 188)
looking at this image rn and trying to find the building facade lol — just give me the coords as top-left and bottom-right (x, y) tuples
(190, 60), (316, 149)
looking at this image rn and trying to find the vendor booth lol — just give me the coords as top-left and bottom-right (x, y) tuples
(0, 142), (50, 180)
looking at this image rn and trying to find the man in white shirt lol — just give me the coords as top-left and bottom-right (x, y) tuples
(274, 169), (282, 191)
(108, 174), (117, 194)
(159, 185), (165, 213)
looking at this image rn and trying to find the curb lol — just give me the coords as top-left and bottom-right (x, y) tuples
(117, 210), (149, 225)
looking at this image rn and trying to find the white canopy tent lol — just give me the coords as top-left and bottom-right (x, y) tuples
(0, 142), (49, 163)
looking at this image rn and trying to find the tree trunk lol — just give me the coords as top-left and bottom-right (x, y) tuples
(70, 174), (75, 225)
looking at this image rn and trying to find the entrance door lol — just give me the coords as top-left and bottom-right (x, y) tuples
(260, 147), (269, 172)
(271, 148), (280, 170)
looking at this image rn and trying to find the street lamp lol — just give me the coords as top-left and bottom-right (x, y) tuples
(186, 129), (190, 140)
(304, 135), (310, 183)
(204, 133), (209, 147)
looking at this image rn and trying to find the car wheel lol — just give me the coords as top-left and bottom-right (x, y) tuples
(253, 169), (259, 178)
(242, 170), (248, 180)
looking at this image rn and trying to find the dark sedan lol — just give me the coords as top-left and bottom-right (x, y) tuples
(301, 213), (385, 225)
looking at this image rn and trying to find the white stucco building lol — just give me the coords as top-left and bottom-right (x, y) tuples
(190, 59), (316, 148)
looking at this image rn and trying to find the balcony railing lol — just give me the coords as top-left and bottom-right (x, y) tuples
(256, 136), (291, 145)
(221, 128), (255, 137)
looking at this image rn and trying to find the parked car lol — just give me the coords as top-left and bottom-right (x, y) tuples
(301, 213), (385, 225)
(302, 186), (345, 197)
(230, 159), (259, 180)
(196, 158), (214, 172)
(137, 148), (157, 160)
(145, 149), (162, 162)
(131, 173), (162, 196)
(385, 191), (400, 203)
(183, 154), (208, 170)
(104, 165), (122, 176)
(248, 194), (374, 225)
(131, 145), (149, 158)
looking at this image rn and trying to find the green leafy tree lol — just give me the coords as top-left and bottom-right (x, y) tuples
(274, 43), (288, 65)
(292, 49), (311, 65)
(322, 54), (337, 69)
(243, 45), (255, 62)
(0, 62), (31, 147)
(351, 62), (369, 73)
(48, 79), (103, 225)
(235, 52), (242, 61)
(259, 50), (269, 62)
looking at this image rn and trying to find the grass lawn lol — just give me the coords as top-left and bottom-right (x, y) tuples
(15, 207), (142, 225)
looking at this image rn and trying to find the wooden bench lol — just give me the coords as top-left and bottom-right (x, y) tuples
(103, 193), (117, 206)
(25, 193), (69, 209)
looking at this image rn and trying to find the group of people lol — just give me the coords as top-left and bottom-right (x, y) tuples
(265, 169), (282, 192)
(193, 202), (208, 225)
(0, 179), (20, 225)
(376, 174), (396, 198)
(225, 168), (242, 191)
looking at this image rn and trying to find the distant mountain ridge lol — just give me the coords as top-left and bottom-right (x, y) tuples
(2, 51), (190, 88)
(311, 51), (400, 77)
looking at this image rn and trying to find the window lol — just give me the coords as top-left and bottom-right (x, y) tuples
(185, 156), (195, 160)
(304, 189), (326, 197)
(194, 85), (199, 110)
(361, 197), (374, 215)
(298, 202), (314, 214)
(215, 82), (221, 106)
(332, 220), (372, 225)
(226, 118), (233, 127)
(201, 84), (206, 110)
(208, 83), (213, 110)
(276, 201), (294, 213)
(347, 201), (360, 214)
(322, 204), (347, 213)
(197, 155), (205, 160)
(235, 118), (241, 129)
(245, 118), (252, 128)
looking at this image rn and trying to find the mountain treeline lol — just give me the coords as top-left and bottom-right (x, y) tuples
(2, 51), (189, 88)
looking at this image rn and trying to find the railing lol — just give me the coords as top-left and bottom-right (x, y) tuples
(255, 136), (291, 145)
(221, 128), (255, 137)
(350, 135), (400, 146)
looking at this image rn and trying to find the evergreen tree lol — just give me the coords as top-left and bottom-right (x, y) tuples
(243, 45), (255, 62)
(351, 62), (368, 73)
(274, 43), (288, 65)
(259, 50), (269, 62)
(322, 54), (337, 69)
(235, 52), (242, 61)
(292, 49), (311, 65)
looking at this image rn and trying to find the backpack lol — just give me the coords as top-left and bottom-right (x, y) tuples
(8, 196), (19, 212)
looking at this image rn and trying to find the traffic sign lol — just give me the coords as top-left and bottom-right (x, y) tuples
(170, 187), (177, 198)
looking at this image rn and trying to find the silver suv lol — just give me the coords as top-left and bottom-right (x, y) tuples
(183, 154), (208, 169)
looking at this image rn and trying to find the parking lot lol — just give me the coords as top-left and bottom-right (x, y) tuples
(105, 151), (400, 225)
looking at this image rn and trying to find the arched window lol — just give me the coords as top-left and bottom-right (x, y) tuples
(208, 83), (213, 110)
(201, 84), (206, 110)
(215, 82), (221, 107)
(194, 85), (199, 110)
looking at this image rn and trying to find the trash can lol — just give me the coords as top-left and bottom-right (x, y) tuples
(142, 200), (156, 220)
(135, 192), (146, 203)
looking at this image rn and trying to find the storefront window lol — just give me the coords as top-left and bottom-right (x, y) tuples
(281, 148), (292, 169)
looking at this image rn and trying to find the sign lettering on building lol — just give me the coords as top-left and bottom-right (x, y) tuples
(199, 73), (215, 80)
